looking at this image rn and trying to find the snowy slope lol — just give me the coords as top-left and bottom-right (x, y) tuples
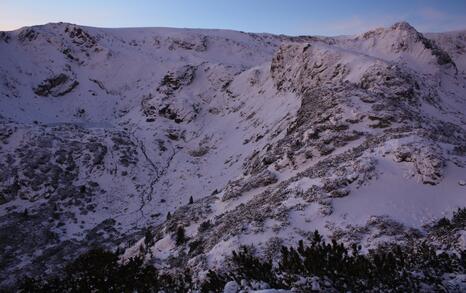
(0, 21), (465, 286)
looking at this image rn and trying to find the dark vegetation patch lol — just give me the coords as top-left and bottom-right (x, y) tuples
(18, 208), (466, 292)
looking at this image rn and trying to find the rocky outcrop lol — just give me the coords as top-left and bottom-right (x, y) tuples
(168, 35), (208, 52)
(64, 25), (97, 48)
(157, 65), (196, 97)
(393, 145), (444, 185)
(141, 65), (199, 123)
(34, 74), (79, 97)
(18, 27), (39, 42)
(222, 170), (278, 201)
(0, 32), (10, 43)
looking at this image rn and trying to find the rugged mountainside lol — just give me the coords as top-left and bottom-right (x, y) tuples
(0, 22), (466, 289)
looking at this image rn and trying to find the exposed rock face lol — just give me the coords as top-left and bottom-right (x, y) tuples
(18, 28), (39, 42)
(144, 65), (199, 123)
(157, 65), (197, 97)
(34, 74), (79, 97)
(0, 22), (466, 289)
(394, 145), (444, 184)
(0, 32), (10, 43)
(222, 170), (278, 201)
(64, 25), (97, 48)
(169, 35), (208, 52)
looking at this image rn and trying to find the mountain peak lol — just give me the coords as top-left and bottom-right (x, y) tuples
(390, 21), (418, 33)
(351, 21), (456, 72)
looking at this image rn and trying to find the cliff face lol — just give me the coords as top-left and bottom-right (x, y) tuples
(0, 22), (465, 287)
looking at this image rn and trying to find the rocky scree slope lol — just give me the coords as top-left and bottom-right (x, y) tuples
(0, 22), (465, 287)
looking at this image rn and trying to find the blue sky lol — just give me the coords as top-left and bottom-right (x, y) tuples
(1, 0), (465, 35)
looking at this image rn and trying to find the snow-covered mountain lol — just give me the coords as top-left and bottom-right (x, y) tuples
(0, 21), (466, 289)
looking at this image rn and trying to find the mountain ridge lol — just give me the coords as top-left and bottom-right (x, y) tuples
(0, 21), (466, 290)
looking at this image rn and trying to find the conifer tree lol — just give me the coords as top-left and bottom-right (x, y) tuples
(175, 226), (186, 245)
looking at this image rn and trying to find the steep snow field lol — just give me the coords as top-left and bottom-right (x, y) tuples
(0, 21), (466, 287)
